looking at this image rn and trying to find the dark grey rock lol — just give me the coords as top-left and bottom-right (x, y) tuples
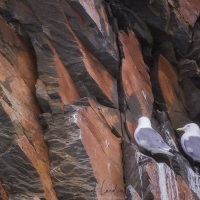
(156, 40), (177, 65)
(0, 105), (43, 199)
(176, 59), (199, 71)
(5, 0), (119, 108)
(41, 104), (97, 200)
(123, 0), (170, 32)
(168, 9), (192, 57)
(181, 76), (200, 124)
(62, 0), (119, 77)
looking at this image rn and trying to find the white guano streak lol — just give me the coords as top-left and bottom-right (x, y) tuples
(187, 167), (200, 198)
(158, 163), (179, 200)
(142, 90), (147, 101)
(135, 152), (144, 200)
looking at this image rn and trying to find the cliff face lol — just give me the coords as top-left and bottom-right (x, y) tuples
(0, 0), (200, 199)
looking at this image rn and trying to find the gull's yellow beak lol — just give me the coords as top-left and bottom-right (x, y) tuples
(177, 127), (184, 131)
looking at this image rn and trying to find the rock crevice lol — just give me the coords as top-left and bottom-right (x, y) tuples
(0, 0), (200, 199)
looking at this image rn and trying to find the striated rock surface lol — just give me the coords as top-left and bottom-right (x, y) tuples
(77, 98), (124, 200)
(0, 0), (200, 199)
(40, 102), (97, 199)
(151, 55), (190, 129)
(119, 30), (154, 138)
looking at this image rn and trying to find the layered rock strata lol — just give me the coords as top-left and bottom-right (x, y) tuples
(0, 0), (200, 199)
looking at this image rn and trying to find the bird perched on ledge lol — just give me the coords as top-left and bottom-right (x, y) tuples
(177, 123), (200, 162)
(134, 117), (174, 156)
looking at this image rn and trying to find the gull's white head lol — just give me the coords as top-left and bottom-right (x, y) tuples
(177, 123), (200, 134)
(138, 117), (151, 128)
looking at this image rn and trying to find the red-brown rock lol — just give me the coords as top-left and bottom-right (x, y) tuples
(47, 40), (80, 106)
(77, 99), (125, 199)
(0, 1), (200, 199)
(0, 19), (57, 200)
(156, 55), (190, 129)
(119, 30), (154, 137)
(0, 181), (8, 200)
(169, 0), (200, 27)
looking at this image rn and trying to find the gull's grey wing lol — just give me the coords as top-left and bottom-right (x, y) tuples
(136, 128), (170, 150)
(184, 136), (200, 160)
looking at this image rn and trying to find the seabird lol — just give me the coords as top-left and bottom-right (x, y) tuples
(134, 117), (174, 156)
(177, 123), (200, 162)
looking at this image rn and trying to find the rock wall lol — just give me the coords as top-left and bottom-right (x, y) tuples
(0, 0), (200, 199)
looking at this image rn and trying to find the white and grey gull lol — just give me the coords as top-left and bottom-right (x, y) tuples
(134, 117), (174, 156)
(177, 123), (200, 162)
